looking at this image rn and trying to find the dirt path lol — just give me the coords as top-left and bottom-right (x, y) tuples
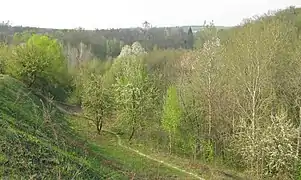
(42, 97), (205, 180)
(104, 129), (204, 180)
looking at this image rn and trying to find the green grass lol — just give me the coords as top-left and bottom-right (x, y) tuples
(0, 74), (126, 179)
(122, 140), (247, 180)
(0, 74), (198, 179)
(69, 115), (198, 179)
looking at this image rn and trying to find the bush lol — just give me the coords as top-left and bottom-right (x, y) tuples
(6, 34), (71, 99)
(0, 43), (10, 74)
(81, 69), (114, 134)
(114, 55), (158, 141)
(232, 113), (298, 178)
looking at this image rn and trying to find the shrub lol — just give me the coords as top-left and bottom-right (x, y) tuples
(6, 34), (70, 98)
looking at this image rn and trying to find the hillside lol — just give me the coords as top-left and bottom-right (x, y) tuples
(0, 74), (200, 179)
(0, 74), (125, 179)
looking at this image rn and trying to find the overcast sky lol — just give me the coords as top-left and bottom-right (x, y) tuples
(1, 0), (300, 29)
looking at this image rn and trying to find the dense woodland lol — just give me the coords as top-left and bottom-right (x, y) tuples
(1, 6), (301, 179)
(0, 20), (229, 60)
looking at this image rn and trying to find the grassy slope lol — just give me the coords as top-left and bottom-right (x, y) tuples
(0, 74), (124, 179)
(123, 141), (247, 180)
(58, 96), (245, 180)
(0, 75), (196, 180)
(68, 116), (198, 180)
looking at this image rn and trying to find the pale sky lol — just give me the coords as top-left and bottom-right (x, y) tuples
(1, 0), (301, 29)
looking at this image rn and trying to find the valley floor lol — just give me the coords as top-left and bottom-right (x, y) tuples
(1, 74), (246, 179)
(50, 95), (247, 180)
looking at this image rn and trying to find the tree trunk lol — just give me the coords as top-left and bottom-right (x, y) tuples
(28, 75), (36, 88)
(169, 131), (172, 154)
(96, 119), (103, 134)
(193, 144), (197, 161)
(194, 122), (201, 161)
(208, 67), (212, 138)
(194, 137), (201, 161)
(128, 126), (135, 141)
(296, 106), (301, 158)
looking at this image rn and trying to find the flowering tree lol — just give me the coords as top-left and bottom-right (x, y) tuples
(118, 41), (146, 58)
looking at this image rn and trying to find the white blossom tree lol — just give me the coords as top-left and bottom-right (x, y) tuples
(118, 41), (146, 58)
(131, 41), (146, 55)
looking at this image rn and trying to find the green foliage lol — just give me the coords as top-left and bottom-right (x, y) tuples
(162, 86), (181, 131)
(203, 140), (214, 163)
(12, 31), (34, 45)
(0, 75), (123, 179)
(143, 49), (185, 93)
(223, 14), (301, 178)
(1, 6), (301, 179)
(0, 21), (215, 55)
(0, 43), (10, 74)
(161, 85), (182, 153)
(68, 59), (114, 105)
(114, 55), (158, 141)
(177, 80), (205, 160)
(194, 21), (218, 49)
(1, 74), (190, 180)
(81, 69), (114, 134)
(106, 38), (122, 58)
(295, 162), (301, 180)
(6, 34), (71, 100)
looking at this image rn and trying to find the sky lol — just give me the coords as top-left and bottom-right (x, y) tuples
(1, 0), (301, 29)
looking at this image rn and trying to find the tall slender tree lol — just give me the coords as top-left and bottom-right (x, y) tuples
(187, 27), (194, 49)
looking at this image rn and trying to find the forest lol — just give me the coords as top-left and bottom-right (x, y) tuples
(1, 5), (301, 180)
